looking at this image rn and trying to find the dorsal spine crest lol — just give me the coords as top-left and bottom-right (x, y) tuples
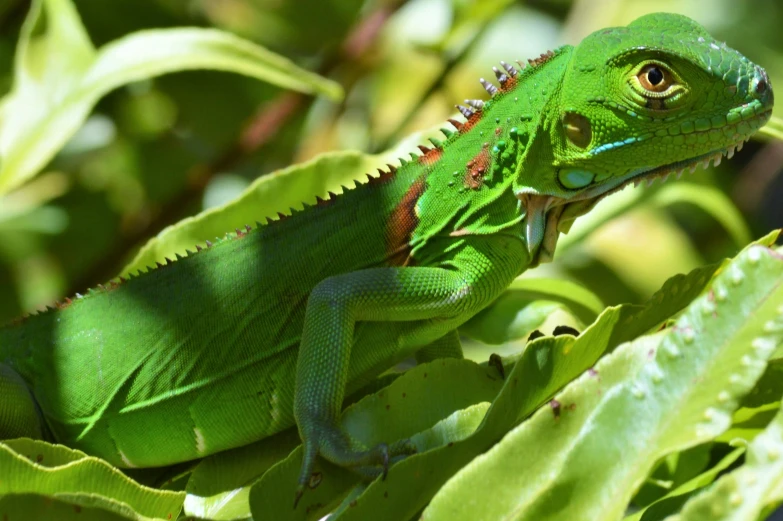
(6, 47), (566, 324)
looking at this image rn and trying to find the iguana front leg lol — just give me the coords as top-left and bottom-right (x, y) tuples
(293, 236), (526, 504)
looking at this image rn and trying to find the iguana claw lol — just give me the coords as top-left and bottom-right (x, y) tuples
(294, 433), (418, 508)
(293, 485), (305, 509)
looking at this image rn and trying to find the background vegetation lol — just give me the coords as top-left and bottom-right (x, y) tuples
(0, 0), (780, 322)
(0, 0), (782, 520)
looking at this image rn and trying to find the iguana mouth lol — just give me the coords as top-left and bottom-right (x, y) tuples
(524, 108), (773, 266)
(574, 109), (773, 203)
(621, 135), (753, 189)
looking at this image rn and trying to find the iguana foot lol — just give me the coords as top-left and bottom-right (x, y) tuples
(294, 423), (416, 508)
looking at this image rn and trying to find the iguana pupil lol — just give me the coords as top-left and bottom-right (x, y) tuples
(638, 64), (670, 92)
(647, 66), (663, 86)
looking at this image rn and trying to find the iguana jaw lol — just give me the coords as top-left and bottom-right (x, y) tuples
(521, 108), (772, 266)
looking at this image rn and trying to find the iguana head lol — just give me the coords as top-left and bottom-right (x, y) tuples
(516, 12), (773, 263)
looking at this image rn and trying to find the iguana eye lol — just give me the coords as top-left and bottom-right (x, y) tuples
(637, 64), (672, 93)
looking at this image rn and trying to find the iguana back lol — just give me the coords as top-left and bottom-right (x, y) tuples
(0, 162), (434, 466)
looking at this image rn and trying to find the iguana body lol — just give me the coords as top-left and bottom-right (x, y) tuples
(0, 13), (773, 496)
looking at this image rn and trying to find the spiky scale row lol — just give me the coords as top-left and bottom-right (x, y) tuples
(14, 47), (562, 324)
(527, 50), (555, 67)
(479, 78), (499, 96)
(234, 225), (252, 238)
(452, 53), (558, 125)
(492, 67), (507, 84)
(456, 105), (474, 119)
(499, 60), (518, 77)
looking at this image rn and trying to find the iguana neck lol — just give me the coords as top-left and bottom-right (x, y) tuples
(412, 46), (574, 265)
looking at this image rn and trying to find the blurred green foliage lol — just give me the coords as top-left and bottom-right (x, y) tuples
(0, 0), (781, 325)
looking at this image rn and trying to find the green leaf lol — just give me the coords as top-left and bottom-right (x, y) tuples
(423, 243), (783, 521)
(0, 494), (136, 521)
(625, 447), (745, 521)
(183, 430), (301, 521)
(632, 443), (714, 508)
(740, 358), (783, 409)
(122, 151), (388, 276)
(249, 359), (505, 520)
(330, 402), (491, 519)
(460, 277), (604, 344)
(0, 0), (342, 195)
(321, 234), (779, 521)
(669, 401), (783, 520)
(250, 446), (357, 521)
(341, 359), (504, 448)
(0, 438), (184, 520)
(717, 403), (781, 445)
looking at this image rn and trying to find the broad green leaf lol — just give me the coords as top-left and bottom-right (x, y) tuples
(715, 355), (783, 444)
(249, 359), (505, 520)
(740, 358), (783, 409)
(625, 447), (745, 521)
(0, 0), (342, 195)
(330, 402), (491, 519)
(423, 244), (783, 521)
(341, 359), (503, 448)
(460, 277), (604, 344)
(408, 401), (491, 452)
(0, 438), (184, 520)
(717, 403), (781, 444)
(186, 359), (500, 521)
(633, 443), (714, 508)
(0, 494), (134, 521)
(324, 234), (780, 521)
(250, 446), (357, 521)
(668, 401), (783, 521)
(328, 333), (600, 521)
(183, 430), (300, 521)
(123, 151), (390, 275)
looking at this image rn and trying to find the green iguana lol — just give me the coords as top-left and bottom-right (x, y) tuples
(0, 12), (774, 504)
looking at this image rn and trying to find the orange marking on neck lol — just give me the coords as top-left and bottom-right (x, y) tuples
(386, 176), (427, 266)
(460, 112), (482, 134)
(464, 146), (491, 190)
(499, 76), (517, 91)
(419, 147), (443, 166)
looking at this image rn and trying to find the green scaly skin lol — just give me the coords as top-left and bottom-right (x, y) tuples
(0, 13), (773, 504)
